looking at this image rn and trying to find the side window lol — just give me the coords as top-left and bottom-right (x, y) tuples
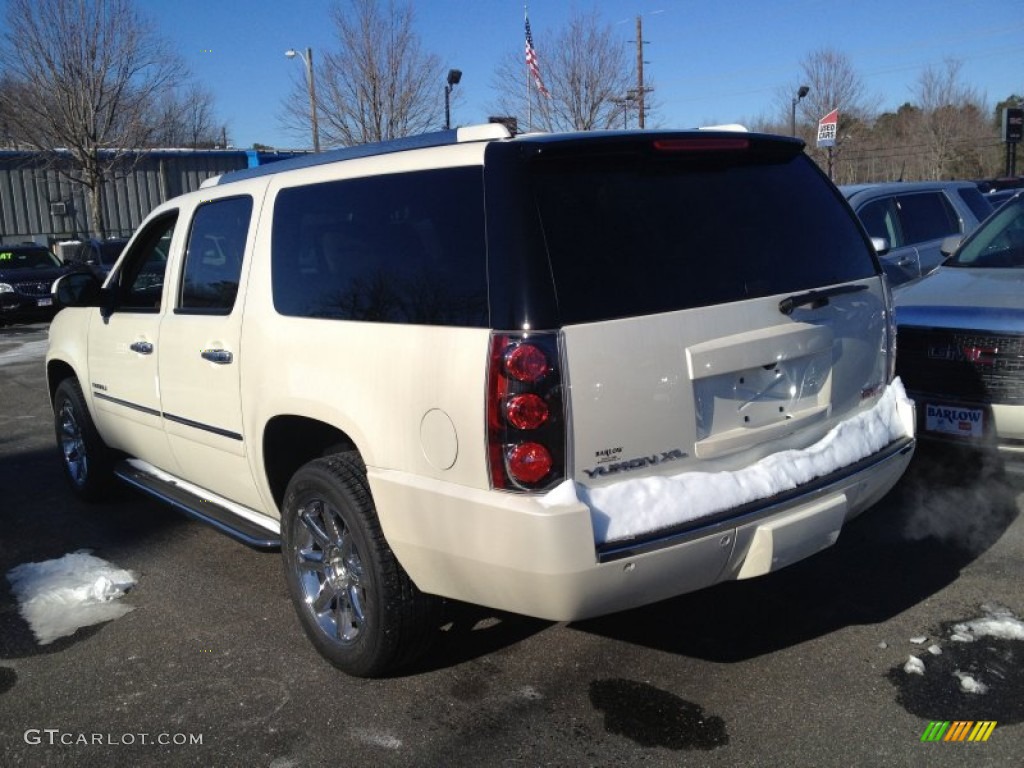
(857, 197), (904, 247)
(895, 192), (960, 243)
(179, 196), (253, 313)
(270, 168), (487, 327)
(115, 213), (177, 312)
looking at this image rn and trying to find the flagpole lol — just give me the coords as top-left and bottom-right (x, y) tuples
(525, 5), (532, 131)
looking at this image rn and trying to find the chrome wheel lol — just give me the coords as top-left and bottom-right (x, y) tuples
(59, 399), (88, 487)
(281, 454), (440, 677)
(293, 497), (367, 645)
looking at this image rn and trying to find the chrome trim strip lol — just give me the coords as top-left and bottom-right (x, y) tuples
(92, 391), (161, 418)
(91, 391), (243, 441)
(163, 412), (243, 441)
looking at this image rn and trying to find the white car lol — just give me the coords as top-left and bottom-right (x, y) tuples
(47, 124), (914, 676)
(896, 193), (1024, 462)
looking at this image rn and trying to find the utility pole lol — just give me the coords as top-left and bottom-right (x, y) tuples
(635, 16), (646, 129)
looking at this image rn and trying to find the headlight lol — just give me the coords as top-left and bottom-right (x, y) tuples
(0, 282), (13, 294)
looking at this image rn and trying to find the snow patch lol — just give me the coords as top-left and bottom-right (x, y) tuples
(6, 552), (136, 645)
(909, 636), (927, 645)
(954, 671), (988, 695)
(951, 616), (1024, 642)
(541, 379), (914, 543)
(904, 656), (925, 675)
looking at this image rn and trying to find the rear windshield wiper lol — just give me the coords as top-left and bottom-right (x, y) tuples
(778, 284), (868, 315)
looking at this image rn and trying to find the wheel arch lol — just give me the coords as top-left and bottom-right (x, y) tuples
(47, 359), (79, 404)
(262, 415), (359, 508)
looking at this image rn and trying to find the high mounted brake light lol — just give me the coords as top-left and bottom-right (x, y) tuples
(652, 138), (750, 152)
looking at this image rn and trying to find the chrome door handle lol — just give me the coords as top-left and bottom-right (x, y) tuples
(129, 341), (153, 355)
(201, 349), (233, 364)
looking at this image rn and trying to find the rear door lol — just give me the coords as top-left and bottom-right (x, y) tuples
(854, 195), (921, 284)
(524, 135), (887, 488)
(156, 193), (263, 508)
(893, 191), (962, 277)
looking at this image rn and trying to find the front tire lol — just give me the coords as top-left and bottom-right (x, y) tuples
(281, 453), (439, 677)
(53, 378), (114, 501)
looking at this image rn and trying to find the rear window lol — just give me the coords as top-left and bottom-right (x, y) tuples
(271, 167), (487, 326)
(955, 186), (994, 223)
(526, 139), (877, 324)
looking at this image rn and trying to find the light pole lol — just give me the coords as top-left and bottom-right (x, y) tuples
(286, 47), (320, 152)
(791, 85), (809, 137)
(444, 69), (462, 130)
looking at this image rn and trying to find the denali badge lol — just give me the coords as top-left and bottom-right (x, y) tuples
(583, 448), (687, 479)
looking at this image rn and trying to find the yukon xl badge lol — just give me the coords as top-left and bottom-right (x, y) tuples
(583, 448), (687, 479)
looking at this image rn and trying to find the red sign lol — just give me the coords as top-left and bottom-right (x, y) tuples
(817, 109), (838, 148)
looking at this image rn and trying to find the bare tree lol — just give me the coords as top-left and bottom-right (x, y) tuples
(281, 0), (443, 148)
(790, 48), (871, 178)
(151, 84), (227, 148)
(911, 59), (988, 179)
(490, 9), (635, 132)
(796, 48), (870, 126)
(0, 0), (184, 237)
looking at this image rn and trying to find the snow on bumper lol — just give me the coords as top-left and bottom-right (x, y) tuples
(543, 379), (916, 544)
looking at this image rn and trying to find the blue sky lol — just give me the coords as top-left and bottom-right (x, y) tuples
(18, 1), (1024, 148)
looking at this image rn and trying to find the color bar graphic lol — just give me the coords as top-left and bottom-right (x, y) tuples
(920, 721), (997, 742)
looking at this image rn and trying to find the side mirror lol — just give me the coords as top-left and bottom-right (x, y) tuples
(53, 272), (102, 309)
(940, 235), (962, 257)
(870, 237), (890, 257)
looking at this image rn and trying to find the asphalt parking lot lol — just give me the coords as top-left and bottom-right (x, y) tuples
(1, 322), (1022, 767)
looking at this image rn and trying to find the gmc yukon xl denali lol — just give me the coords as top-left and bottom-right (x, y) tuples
(46, 124), (915, 676)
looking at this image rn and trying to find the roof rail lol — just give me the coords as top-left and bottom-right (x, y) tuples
(210, 123), (512, 187)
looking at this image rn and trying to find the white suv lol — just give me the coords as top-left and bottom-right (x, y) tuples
(47, 124), (915, 676)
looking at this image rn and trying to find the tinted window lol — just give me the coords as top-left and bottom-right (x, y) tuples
(271, 168), (487, 326)
(114, 214), (176, 311)
(956, 186), (994, 223)
(895, 192), (959, 243)
(857, 198), (904, 247)
(528, 144), (876, 324)
(179, 196), (252, 312)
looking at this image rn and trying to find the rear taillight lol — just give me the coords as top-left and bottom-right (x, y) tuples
(487, 332), (565, 491)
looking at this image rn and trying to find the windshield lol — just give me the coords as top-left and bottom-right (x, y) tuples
(0, 248), (61, 270)
(949, 196), (1024, 268)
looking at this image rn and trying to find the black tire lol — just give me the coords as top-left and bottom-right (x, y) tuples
(281, 452), (440, 677)
(53, 378), (114, 501)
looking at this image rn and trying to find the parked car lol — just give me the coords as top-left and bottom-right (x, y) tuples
(0, 244), (79, 326)
(841, 181), (993, 286)
(895, 193), (1024, 462)
(64, 237), (129, 279)
(985, 189), (1021, 210)
(46, 125), (915, 676)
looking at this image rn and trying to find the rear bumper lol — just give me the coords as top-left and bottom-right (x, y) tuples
(369, 436), (914, 622)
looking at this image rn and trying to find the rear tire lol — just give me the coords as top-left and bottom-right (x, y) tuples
(53, 378), (114, 501)
(281, 452), (439, 677)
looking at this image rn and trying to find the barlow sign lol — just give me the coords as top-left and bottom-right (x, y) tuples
(817, 109), (838, 148)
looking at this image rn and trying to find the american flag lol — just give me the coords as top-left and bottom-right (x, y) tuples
(524, 14), (550, 98)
